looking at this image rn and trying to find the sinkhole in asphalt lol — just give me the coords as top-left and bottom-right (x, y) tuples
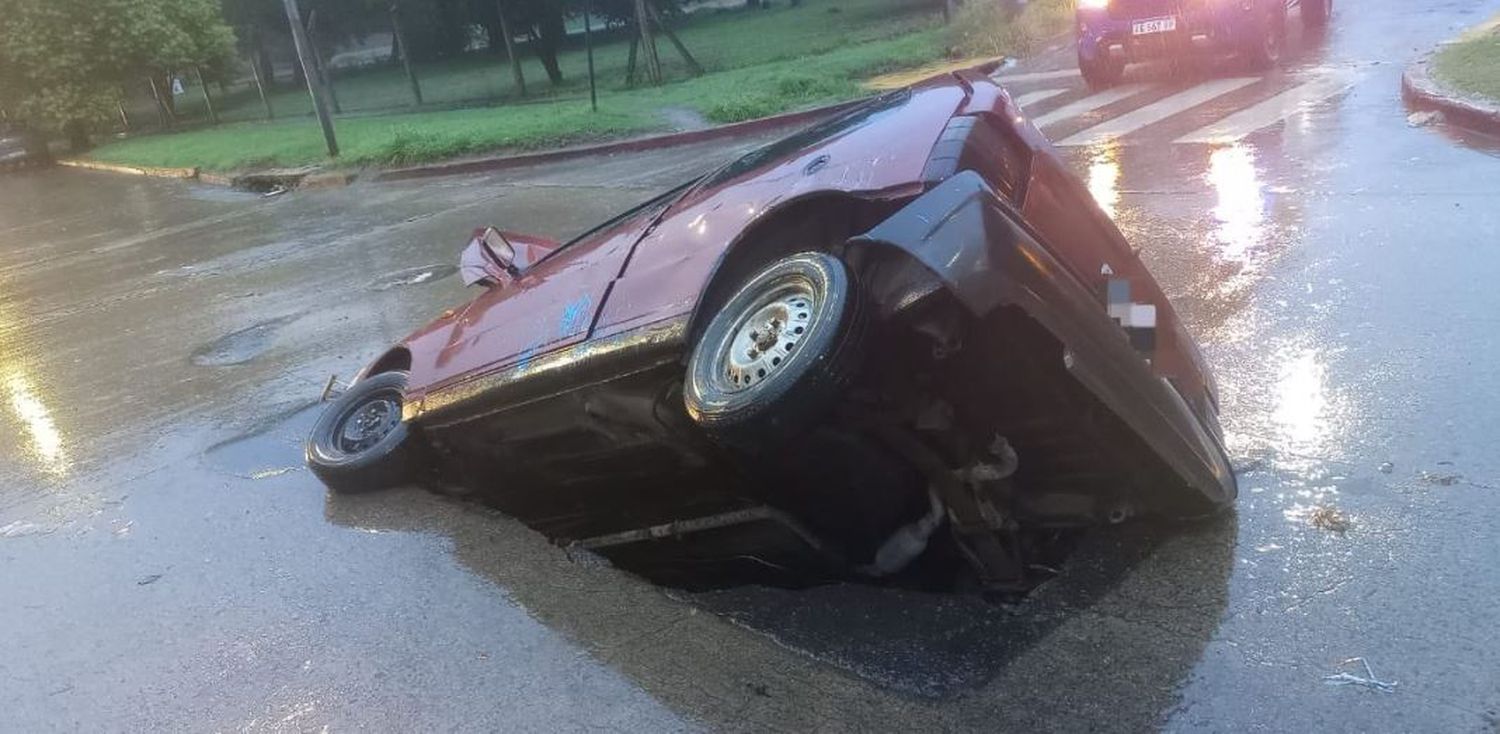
(198, 401), (1219, 699)
(191, 314), (301, 367)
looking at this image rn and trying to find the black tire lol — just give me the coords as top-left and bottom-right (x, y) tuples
(306, 370), (420, 493)
(1302, 0), (1329, 28)
(1244, 7), (1286, 70)
(1079, 51), (1124, 90)
(684, 251), (869, 449)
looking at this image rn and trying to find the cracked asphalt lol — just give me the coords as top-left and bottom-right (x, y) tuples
(4, 0), (1500, 729)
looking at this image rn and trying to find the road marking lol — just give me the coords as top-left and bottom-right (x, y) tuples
(1031, 84), (1153, 128)
(1056, 77), (1260, 146)
(1014, 88), (1068, 108)
(1173, 72), (1356, 144)
(992, 68), (1083, 83)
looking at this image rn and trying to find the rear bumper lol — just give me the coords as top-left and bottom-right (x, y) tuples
(1076, 4), (1266, 63)
(852, 171), (1236, 512)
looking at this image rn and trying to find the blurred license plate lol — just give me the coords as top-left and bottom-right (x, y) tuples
(1132, 17), (1177, 35)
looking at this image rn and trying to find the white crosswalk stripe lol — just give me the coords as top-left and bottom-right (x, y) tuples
(1031, 84), (1153, 128)
(1055, 77), (1260, 147)
(1173, 72), (1357, 144)
(994, 66), (1358, 147)
(1013, 88), (1068, 107)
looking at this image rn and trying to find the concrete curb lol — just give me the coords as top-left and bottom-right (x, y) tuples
(56, 158), (352, 192)
(1402, 51), (1500, 137)
(56, 159), (199, 179)
(374, 99), (864, 182)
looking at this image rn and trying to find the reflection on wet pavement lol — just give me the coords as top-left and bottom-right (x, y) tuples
(0, 279), (71, 480)
(1085, 142), (1121, 221)
(3, 369), (68, 476)
(1205, 143), (1268, 296)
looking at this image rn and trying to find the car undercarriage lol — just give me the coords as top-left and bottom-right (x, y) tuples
(403, 173), (1232, 595)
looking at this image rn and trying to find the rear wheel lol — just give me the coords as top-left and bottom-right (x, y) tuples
(1078, 50), (1125, 90)
(684, 251), (869, 450)
(1302, 0), (1330, 27)
(306, 370), (421, 493)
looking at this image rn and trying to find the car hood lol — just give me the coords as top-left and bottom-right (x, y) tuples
(393, 76), (971, 397)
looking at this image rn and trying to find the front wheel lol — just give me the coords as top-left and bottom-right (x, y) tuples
(684, 251), (869, 449)
(1078, 51), (1125, 90)
(306, 370), (421, 493)
(1243, 9), (1286, 70)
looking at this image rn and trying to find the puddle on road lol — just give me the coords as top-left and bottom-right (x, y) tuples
(190, 314), (301, 367)
(182, 185), (267, 203)
(202, 402), (319, 479)
(369, 263), (458, 292)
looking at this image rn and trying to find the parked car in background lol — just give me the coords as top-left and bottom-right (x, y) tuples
(0, 123), (49, 170)
(305, 71), (1236, 593)
(1075, 0), (1332, 87)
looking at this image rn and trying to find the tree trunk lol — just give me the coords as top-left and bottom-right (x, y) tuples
(496, 1), (527, 97)
(64, 120), (89, 152)
(633, 0), (662, 85)
(305, 11), (342, 114)
(254, 34), (277, 88)
(195, 66), (220, 124)
(485, 21), (505, 55)
(250, 50), (275, 119)
(390, 5), (423, 106)
(148, 75), (175, 128)
(535, 1), (566, 85)
(160, 74), (178, 117)
(648, 4), (702, 76)
(625, 33), (639, 85)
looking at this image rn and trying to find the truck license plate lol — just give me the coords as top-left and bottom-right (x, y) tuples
(1131, 16), (1177, 35)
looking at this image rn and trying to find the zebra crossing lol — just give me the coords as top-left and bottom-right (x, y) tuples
(993, 67), (1359, 147)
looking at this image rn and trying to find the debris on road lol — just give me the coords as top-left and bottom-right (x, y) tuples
(247, 467), (299, 480)
(1420, 471), (1462, 486)
(136, 574), (163, 586)
(1378, 461), (1395, 474)
(1323, 657), (1398, 692)
(1406, 110), (1444, 127)
(1309, 506), (1351, 534)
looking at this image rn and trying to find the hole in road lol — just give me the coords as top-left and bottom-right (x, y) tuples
(191, 314), (300, 367)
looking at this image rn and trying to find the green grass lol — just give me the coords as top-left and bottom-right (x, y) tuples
(949, 0), (1071, 59)
(145, 0), (940, 125)
(91, 0), (1046, 171)
(90, 104), (653, 170)
(1432, 28), (1500, 103)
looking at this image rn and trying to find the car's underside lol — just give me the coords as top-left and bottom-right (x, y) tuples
(407, 172), (1233, 594)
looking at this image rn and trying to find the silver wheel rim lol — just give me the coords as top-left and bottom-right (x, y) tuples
(717, 281), (816, 392)
(333, 390), (402, 455)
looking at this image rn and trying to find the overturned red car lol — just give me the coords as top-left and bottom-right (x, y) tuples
(307, 69), (1236, 592)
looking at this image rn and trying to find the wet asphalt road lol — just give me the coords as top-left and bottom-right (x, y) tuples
(4, 0), (1500, 729)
